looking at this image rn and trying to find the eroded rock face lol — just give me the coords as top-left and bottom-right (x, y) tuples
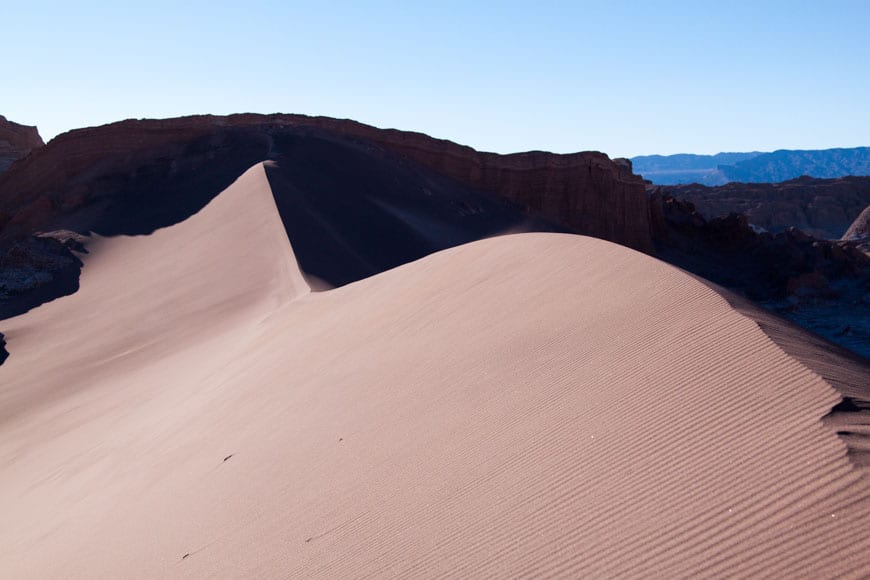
(658, 176), (870, 240)
(0, 121), (275, 237)
(0, 114), (652, 251)
(349, 131), (652, 251)
(0, 115), (43, 175)
(651, 190), (868, 297)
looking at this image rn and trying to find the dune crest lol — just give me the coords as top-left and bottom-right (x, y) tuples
(0, 162), (308, 420)
(0, 163), (868, 577)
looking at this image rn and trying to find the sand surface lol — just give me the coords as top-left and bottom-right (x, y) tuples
(1, 163), (868, 577)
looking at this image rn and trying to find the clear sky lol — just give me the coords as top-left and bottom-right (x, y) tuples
(3, 0), (869, 157)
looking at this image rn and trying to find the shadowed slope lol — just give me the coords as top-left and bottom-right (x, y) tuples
(263, 130), (558, 287)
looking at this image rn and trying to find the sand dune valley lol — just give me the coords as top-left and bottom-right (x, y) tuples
(0, 114), (869, 578)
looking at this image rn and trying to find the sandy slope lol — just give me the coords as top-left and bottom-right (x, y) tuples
(1, 163), (868, 578)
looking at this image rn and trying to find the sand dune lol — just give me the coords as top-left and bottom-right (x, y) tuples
(1, 163), (868, 577)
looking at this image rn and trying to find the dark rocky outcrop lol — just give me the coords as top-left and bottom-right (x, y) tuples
(657, 176), (870, 240)
(0, 115), (43, 175)
(651, 192), (868, 298)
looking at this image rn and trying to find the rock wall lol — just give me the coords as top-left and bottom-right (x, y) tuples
(0, 114), (653, 251)
(658, 176), (870, 240)
(307, 119), (652, 251)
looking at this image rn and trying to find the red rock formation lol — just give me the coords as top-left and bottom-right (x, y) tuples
(0, 114), (653, 251)
(0, 115), (43, 174)
(302, 118), (652, 251)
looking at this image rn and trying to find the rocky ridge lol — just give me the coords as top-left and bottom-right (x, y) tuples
(0, 113), (652, 251)
(0, 115), (43, 175)
(658, 176), (870, 240)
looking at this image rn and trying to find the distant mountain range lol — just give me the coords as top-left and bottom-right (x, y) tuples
(633, 147), (870, 185)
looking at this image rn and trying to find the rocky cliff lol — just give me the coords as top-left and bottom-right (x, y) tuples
(0, 113), (652, 251)
(658, 176), (870, 240)
(0, 115), (43, 175)
(332, 125), (652, 251)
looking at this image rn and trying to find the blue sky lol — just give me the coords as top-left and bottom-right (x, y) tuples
(3, 0), (868, 157)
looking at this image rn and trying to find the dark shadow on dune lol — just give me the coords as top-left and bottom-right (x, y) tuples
(264, 128), (564, 287)
(0, 333), (7, 366)
(831, 396), (867, 414)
